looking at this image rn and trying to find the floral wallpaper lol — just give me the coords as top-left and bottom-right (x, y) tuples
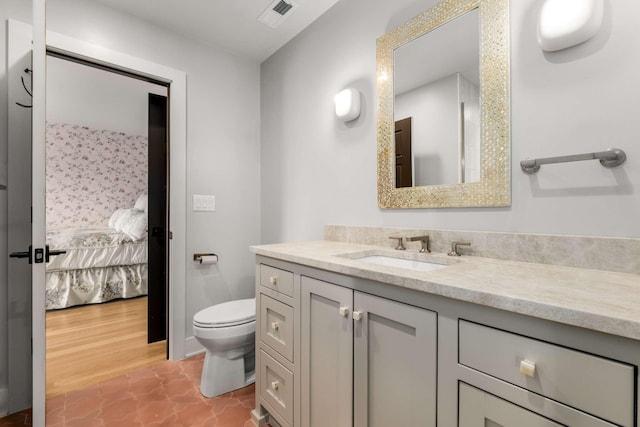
(46, 123), (148, 228)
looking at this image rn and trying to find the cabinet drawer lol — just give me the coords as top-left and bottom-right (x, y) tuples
(459, 320), (635, 427)
(459, 382), (564, 426)
(260, 294), (294, 362)
(260, 350), (293, 425)
(260, 264), (294, 297)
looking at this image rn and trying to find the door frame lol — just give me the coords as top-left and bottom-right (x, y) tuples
(44, 31), (188, 361)
(32, 2), (46, 424)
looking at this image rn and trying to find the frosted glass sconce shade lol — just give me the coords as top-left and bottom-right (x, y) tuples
(334, 88), (361, 122)
(537, 0), (604, 52)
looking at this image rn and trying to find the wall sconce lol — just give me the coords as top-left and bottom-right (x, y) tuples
(537, 0), (604, 52)
(334, 88), (361, 122)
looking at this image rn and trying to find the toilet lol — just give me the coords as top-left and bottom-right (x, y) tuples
(193, 298), (256, 398)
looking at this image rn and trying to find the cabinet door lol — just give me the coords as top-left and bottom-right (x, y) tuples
(301, 277), (353, 427)
(353, 292), (437, 427)
(459, 383), (564, 427)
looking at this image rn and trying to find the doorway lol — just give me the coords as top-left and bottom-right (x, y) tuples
(4, 25), (187, 422)
(44, 53), (169, 396)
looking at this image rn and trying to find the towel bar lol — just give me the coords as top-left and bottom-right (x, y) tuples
(520, 148), (626, 174)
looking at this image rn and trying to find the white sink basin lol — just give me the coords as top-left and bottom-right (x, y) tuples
(355, 255), (448, 272)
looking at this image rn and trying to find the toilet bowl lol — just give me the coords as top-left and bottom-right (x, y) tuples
(193, 298), (256, 398)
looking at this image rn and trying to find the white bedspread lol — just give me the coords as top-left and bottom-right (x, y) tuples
(46, 228), (147, 271)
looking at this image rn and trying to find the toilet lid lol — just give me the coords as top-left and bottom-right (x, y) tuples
(194, 298), (256, 328)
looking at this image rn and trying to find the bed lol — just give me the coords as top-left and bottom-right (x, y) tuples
(45, 227), (148, 310)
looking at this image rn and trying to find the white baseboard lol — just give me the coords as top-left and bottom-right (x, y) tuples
(0, 387), (8, 417)
(184, 336), (205, 358)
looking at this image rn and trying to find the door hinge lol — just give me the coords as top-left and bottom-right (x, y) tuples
(169, 231), (173, 240)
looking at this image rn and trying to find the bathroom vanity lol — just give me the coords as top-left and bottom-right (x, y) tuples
(251, 233), (640, 427)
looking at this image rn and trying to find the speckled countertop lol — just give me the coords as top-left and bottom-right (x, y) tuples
(251, 240), (640, 341)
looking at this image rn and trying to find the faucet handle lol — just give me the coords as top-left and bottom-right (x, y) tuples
(407, 235), (430, 253)
(448, 242), (471, 256)
(389, 236), (406, 250)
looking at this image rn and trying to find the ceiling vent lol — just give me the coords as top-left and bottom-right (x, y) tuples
(257, 0), (298, 29)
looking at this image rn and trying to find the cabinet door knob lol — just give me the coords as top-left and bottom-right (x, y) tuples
(519, 359), (536, 377)
(339, 306), (349, 317)
(353, 310), (363, 321)
(271, 321), (280, 331)
(271, 381), (279, 391)
(269, 276), (278, 285)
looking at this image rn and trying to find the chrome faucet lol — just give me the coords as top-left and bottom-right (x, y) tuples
(389, 236), (406, 250)
(407, 235), (430, 253)
(448, 242), (471, 256)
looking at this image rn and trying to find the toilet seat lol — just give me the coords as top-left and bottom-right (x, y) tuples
(194, 298), (255, 328)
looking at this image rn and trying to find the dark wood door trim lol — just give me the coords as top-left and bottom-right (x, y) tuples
(147, 93), (168, 344)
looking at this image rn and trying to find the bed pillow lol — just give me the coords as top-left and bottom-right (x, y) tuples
(134, 194), (148, 213)
(118, 209), (147, 241)
(108, 208), (128, 229)
(109, 208), (147, 240)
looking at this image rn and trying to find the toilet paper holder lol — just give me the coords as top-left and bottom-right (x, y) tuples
(193, 253), (219, 264)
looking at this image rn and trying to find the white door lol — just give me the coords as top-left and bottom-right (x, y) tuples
(6, 1), (47, 424)
(7, 18), (34, 417)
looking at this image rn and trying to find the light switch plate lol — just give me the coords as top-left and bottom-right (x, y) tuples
(193, 195), (216, 212)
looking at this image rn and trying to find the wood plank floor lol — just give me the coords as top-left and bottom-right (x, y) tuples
(45, 297), (167, 398)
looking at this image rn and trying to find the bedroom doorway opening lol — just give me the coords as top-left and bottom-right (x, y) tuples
(44, 52), (170, 397)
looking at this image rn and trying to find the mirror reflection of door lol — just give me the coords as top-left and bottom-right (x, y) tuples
(395, 117), (413, 188)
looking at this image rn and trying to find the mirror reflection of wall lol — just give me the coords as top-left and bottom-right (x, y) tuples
(393, 8), (480, 187)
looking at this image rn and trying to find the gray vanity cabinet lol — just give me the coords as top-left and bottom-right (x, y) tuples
(300, 276), (437, 427)
(254, 256), (639, 427)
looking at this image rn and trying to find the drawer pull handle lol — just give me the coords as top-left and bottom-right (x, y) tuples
(271, 381), (279, 391)
(269, 276), (278, 285)
(519, 359), (536, 377)
(271, 321), (280, 331)
(339, 306), (349, 317)
(353, 310), (363, 321)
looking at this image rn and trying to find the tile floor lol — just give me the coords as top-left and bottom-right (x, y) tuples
(0, 355), (268, 426)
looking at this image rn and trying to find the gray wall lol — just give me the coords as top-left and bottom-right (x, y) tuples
(47, 55), (168, 136)
(260, 0), (640, 242)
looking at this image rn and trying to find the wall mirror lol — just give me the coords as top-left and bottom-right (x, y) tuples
(377, 0), (510, 208)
